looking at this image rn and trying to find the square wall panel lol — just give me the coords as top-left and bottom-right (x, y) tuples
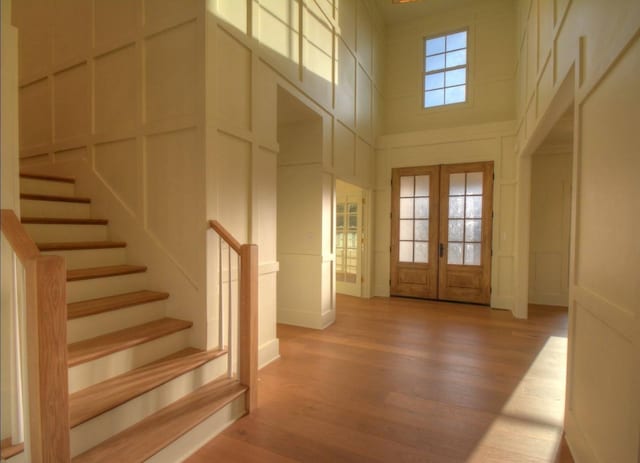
(53, 0), (91, 66)
(19, 79), (52, 148)
(95, 138), (141, 216)
(54, 64), (90, 141)
(95, 0), (138, 48)
(95, 45), (138, 135)
(145, 21), (198, 124)
(216, 27), (251, 131)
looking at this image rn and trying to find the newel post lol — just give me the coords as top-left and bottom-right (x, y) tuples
(239, 244), (258, 412)
(25, 255), (70, 462)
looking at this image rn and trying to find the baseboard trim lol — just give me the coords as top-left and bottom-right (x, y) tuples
(258, 338), (280, 369)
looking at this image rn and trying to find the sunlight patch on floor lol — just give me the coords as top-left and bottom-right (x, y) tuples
(468, 336), (568, 462)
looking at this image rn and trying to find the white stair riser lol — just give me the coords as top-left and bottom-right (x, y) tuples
(43, 247), (127, 270)
(147, 395), (246, 463)
(70, 358), (229, 457)
(68, 330), (190, 393)
(24, 223), (108, 243)
(20, 177), (75, 196)
(67, 300), (167, 343)
(67, 272), (148, 303)
(20, 199), (90, 219)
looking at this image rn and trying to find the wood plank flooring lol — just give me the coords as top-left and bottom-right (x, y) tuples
(187, 296), (574, 463)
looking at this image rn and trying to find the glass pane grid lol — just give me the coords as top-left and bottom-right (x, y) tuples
(424, 30), (467, 108)
(447, 171), (483, 266)
(398, 174), (430, 264)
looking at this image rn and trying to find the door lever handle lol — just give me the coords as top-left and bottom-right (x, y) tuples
(439, 243), (444, 258)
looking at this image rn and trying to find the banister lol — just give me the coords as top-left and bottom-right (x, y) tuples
(1, 208), (71, 462)
(208, 219), (258, 412)
(1, 209), (40, 262)
(208, 220), (241, 253)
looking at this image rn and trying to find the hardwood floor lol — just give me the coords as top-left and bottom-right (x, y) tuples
(187, 296), (574, 463)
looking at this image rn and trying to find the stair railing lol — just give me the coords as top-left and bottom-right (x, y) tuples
(1, 209), (70, 462)
(208, 220), (258, 412)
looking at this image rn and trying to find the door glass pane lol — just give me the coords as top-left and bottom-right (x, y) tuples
(449, 173), (465, 195)
(448, 243), (463, 264)
(465, 196), (482, 218)
(449, 197), (464, 218)
(399, 241), (413, 262)
(464, 243), (481, 265)
(400, 220), (413, 240)
(348, 202), (358, 213)
(448, 219), (463, 241)
(465, 219), (481, 242)
(414, 220), (428, 241)
(415, 198), (429, 218)
(415, 175), (430, 196)
(348, 214), (357, 228)
(400, 176), (414, 197)
(466, 172), (483, 194)
(414, 242), (428, 263)
(400, 198), (414, 218)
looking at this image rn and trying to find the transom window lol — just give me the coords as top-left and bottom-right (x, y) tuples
(424, 30), (467, 108)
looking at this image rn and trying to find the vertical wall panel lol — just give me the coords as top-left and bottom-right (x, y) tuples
(95, 138), (141, 216)
(94, 0), (138, 48)
(53, 0), (91, 66)
(94, 46), (138, 135)
(53, 64), (90, 141)
(145, 21), (198, 124)
(216, 27), (252, 130)
(356, 64), (372, 141)
(217, 132), (251, 242)
(335, 38), (356, 127)
(19, 78), (51, 149)
(146, 128), (203, 279)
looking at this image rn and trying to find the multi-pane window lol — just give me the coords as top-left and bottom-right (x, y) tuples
(398, 175), (430, 263)
(424, 30), (467, 108)
(447, 172), (483, 265)
(336, 200), (359, 282)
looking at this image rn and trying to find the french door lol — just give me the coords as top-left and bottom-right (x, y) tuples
(390, 161), (493, 305)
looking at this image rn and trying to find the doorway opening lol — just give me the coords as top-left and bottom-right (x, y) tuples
(390, 161), (494, 305)
(335, 180), (364, 297)
(528, 106), (574, 308)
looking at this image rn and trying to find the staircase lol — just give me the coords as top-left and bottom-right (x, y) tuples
(12, 172), (249, 462)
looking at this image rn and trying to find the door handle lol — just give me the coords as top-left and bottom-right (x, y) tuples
(439, 243), (444, 258)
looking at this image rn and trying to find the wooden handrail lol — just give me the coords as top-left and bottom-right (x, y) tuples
(208, 220), (258, 412)
(208, 220), (241, 253)
(1, 209), (40, 261)
(1, 209), (70, 462)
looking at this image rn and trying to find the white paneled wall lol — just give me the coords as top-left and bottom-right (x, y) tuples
(515, 0), (640, 461)
(13, 0), (208, 347)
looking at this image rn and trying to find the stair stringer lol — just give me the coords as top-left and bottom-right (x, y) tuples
(21, 160), (213, 350)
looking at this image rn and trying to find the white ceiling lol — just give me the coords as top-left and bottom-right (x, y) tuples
(375, 0), (477, 24)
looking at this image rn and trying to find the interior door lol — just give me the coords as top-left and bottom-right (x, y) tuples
(390, 162), (493, 305)
(438, 162), (493, 304)
(390, 166), (440, 298)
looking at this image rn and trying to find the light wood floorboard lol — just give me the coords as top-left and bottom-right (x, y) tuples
(187, 295), (574, 463)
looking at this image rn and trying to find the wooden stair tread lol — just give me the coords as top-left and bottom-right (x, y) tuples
(38, 240), (126, 251)
(0, 437), (24, 459)
(20, 193), (90, 203)
(72, 378), (247, 463)
(20, 172), (75, 183)
(68, 290), (170, 319)
(68, 318), (193, 367)
(69, 348), (227, 427)
(22, 217), (108, 225)
(67, 265), (147, 281)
